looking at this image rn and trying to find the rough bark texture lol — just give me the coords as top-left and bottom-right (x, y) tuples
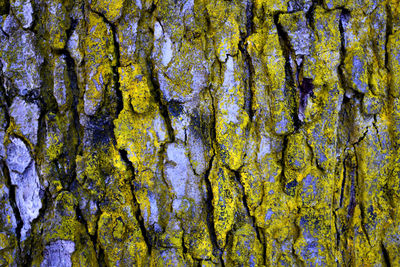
(0, 0), (399, 266)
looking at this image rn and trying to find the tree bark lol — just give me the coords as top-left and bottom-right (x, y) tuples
(0, 0), (399, 266)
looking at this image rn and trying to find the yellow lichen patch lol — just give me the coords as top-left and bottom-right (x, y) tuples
(293, 208), (335, 265)
(205, 1), (241, 62)
(356, 128), (390, 192)
(238, 169), (262, 216)
(209, 159), (236, 248)
(270, 95), (295, 136)
(351, 205), (381, 265)
(43, 191), (82, 243)
(45, 0), (70, 49)
(305, 83), (343, 171)
(0, 232), (12, 250)
(344, 44), (369, 94)
(246, 28), (265, 58)
(255, 16), (294, 135)
(215, 111), (248, 171)
(215, 17), (240, 62)
(75, 149), (107, 201)
(362, 90), (383, 115)
(0, 234), (16, 267)
(184, 220), (214, 260)
(263, 23), (285, 88)
(308, 7), (341, 85)
(227, 223), (264, 265)
(255, 181), (297, 265)
(98, 211), (148, 266)
(114, 64), (171, 229)
(254, 0), (289, 14)
(285, 132), (308, 170)
(71, 240), (98, 267)
(154, 37), (209, 103)
(388, 31), (400, 97)
(391, 98), (400, 146)
(159, 219), (184, 249)
(297, 167), (327, 207)
(254, 180), (297, 228)
(119, 65), (151, 113)
(46, 132), (63, 161)
(90, 0), (125, 23)
(83, 11), (115, 116)
(215, 55), (249, 170)
(389, 0), (400, 22)
(114, 105), (168, 172)
(323, 0), (346, 10)
(370, 68), (388, 97)
(150, 247), (188, 266)
(50, 180), (63, 193)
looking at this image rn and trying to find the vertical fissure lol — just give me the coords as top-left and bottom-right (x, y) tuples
(203, 154), (222, 260)
(1, 161), (23, 250)
(146, 58), (175, 143)
(233, 170), (264, 251)
(381, 242), (391, 267)
(273, 12), (301, 130)
(240, 0), (255, 122)
(119, 149), (153, 254)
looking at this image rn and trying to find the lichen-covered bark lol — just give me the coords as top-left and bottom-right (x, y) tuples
(0, 0), (399, 266)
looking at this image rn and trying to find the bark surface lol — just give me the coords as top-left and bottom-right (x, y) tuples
(0, 0), (399, 266)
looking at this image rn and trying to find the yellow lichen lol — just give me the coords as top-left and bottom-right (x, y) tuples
(119, 65), (151, 113)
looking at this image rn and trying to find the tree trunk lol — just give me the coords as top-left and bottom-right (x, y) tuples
(0, 0), (399, 265)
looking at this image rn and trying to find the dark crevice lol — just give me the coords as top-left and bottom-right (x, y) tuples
(119, 149), (152, 255)
(298, 76), (314, 118)
(146, 59), (175, 143)
(203, 154), (222, 260)
(333, 209), (340, 249)
(305, 0), (317, 30)
(352, 128), (368, 146)
(90, 8), (149, 264)
(358, 203), (371, 246)
(372, 115), (383, 150)
(0, 0), (10, 15)
(240, 45), (255, 123)
(202, 82), (223, 262)
(62, 49), (82, 189)
(349, 148), (358, 225)
(280, 135), (289, 194)
(347, 156), (356, 220)
(98, 245), (107, 267)
(75, 204), (106, 267)
(89, 9), (122, 121)
(0, 26), (9, 38)
(142, 5), (175, 145)
(291, 209), (303, 265)
(239, 0), (255, 122)
(233, 170), (264, 260)
(384, 2), (393, 72)
(75, 206), (99, 257)
(1, 161), (23, 250)
(382, 242), (391, 267)
(93, 202), (107, 267)
(273, 12), (301, 130)
(340, 154), (348, 207)
(245, 0), (255, 36)
(338, 8), (350, 92)
(207, 84), (217, 145)
(352, 148), (371, 246)
(63, 17), (81, 155)
(181, 226), (187, 255)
